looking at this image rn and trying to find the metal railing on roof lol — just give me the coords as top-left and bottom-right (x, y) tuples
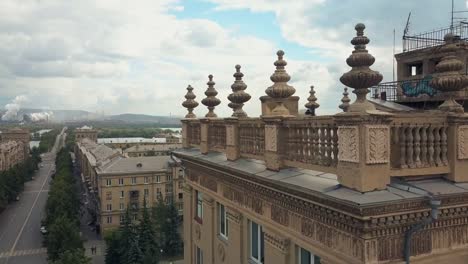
(403, 22), (468, 52)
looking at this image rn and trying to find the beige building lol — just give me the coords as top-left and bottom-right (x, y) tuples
(75, 126), (98, 143)
(123, 143), (182, 157)
(0, 140), (25, 171)
(174, 24), (468, 264)
(75, 129), (184, 233)
(1, 127), (30, 158)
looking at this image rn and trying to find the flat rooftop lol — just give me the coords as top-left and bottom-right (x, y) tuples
(174, 148), (468, 207)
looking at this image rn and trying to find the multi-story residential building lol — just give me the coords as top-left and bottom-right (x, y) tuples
(123, 143), (182, 157)
(75, 126), (98, 143)
(1, 127), (30, 158)
(75, 129), (184, 233)
(174, 24), (468, 264)
(0, 140), (25, 171)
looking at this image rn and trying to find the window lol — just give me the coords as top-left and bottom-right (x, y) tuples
(106, 204), (112, 211)
(144, 189), (149, 197)
(178, 193), (183, 199)
(249, 220), (264, 264)
(167, 175), (172, 181)
(120, 215), (124, 223)
(156, 175), (161, 183)
(196, 246), (203, 264)
(218, 203), (228, 239)
(196, 191), (203, 221)
(144, 176), (149, 184)
(120, 203), (124, 210)
(106, 179), (112, 186)
(106, 191), (112, 200)
(118, 178), (124, 185)
(131, 177), (137, 184)
(298, 247), (321, 264)
(107, 216), (112, 224)
(120, 190), (124, 198)
(132, 214), (137, 221)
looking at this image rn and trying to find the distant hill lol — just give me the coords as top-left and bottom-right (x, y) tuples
(3, 108), (180, 124)
(106, 113), (180, 125)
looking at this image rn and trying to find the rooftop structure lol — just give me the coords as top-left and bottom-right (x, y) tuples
(174, 23), (468, 263)
(123, 143), (182, 157)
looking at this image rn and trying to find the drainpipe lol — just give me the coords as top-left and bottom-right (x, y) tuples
(403, 198), (441, 263)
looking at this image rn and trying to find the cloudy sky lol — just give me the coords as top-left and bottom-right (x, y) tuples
(0, 0), (463, 117)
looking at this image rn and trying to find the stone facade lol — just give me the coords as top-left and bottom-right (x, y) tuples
(75, 136), (184, 233)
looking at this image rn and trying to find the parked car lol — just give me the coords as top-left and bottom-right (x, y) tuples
(15, 195), (20, 201)
(40, 226), (47, 234)
(40, 164), (44, 168)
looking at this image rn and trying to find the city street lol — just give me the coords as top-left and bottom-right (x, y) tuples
(0, 129), (65, 264)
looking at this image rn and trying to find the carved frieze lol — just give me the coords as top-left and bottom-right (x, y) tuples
(226, 207), (243, 225)
(338, 126), (359, 163)
(225, 124), (235, 146)
(263, 230), (290, 253)
(265, 124), (277, 152)
(223, 185), (263, 215)
(458, 125), (468, 159)
(200, 174), (218, 192)
(271, 204), (289, 226)
(365, 125), (390, 164)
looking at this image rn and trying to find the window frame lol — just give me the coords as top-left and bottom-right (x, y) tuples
(218, 203), (228, 239)
(131, 177), (137, 184)
(195, 190), (203, 223)
(118, 178), (124, 185)
(106, 179), (112, 186)
(249, 220), (264, 264)
(196, 246), (203, 264)
(106, 216), (112, 224)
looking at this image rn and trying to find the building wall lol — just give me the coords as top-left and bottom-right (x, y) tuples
(75, 129), (98, 143)
(0, 141), (26, 171)
(182, 164), (468, 264)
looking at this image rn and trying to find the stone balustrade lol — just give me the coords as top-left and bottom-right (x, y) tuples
(180, 23), (468, 192)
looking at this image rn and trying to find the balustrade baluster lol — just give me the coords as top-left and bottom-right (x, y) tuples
(434, 126), (442, 166)
(414, 126), (422, 168)
(420, 124), (428, 167)
(326, 126), (332, 166)
(332, 126), (338, 166)
(319, 126), (326, 165)
(406, 126), (415, 168)
(400, 126), (407, 168)
(312, 127), (319, 165)
(304, 126), (311, 163)
(441, 126), (448, 166)
(428, 125), (435, 166)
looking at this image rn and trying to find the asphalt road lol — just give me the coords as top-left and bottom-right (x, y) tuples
(0, 129), (65, 264)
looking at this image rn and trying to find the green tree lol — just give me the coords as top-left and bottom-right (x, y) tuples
(139, 199), (160, 264)
(52, 249), (90, 264)
(46, 215), (83, 261)
(161, 202), (182, 257)
(105, 231), (122, 264)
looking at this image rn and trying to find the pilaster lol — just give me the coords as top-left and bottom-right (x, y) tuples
(446, 114), (468, 182)
(201, 195), (215, 264)
(225, 118), (240, 161)
(262, 117), (288, 171)
(335, 112), (393, 192)
(226, 207), (243, 264)
(200, 118), (210, 154)
(183, 184), (193, 264)
(181, 120), (190, 148)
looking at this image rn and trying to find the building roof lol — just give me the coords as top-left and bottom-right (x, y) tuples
(124, 144), (182, 153)
(369, 98), (415, 112)
(98, 137), (167, 144)
(174, 148), (468, 207)
(97, 156), (171, 175)
(78, 138), (121, 166)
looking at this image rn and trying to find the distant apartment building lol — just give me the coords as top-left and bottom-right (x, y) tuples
(123, 143), (182, 157)
(174, 24), (468, 264)
(75, 129), (184, 233)
(75, 126), (98, 143)
(0, 128), (30, 171)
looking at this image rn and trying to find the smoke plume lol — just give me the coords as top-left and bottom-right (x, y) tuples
(1, 95), (29, 121)
(30, 111), (53, 122)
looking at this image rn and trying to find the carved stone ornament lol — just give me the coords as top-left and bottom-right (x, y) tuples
(217, 243), (226, 262)
(458, 125), (468, 159)
(225, 124), (235, 146)
(339, 23), (383, 112)
(265, 125), (278, 152)
(182, 85), (199, 118)
(365, 125), (390, 164)
(201, 75), (221, 118)
(194, 224), (201, 241)
(265, 50), (296, 115)
(339, 87), (351, 112)
(263, 231), (290, 253)
(228, 65), (251, 117)
(338, 126), (359, 163)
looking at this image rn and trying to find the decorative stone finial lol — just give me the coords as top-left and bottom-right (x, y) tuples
(265, 50), (296, 115)
(339, 23), (383, 113)
(339, 87), (351, 112)
(201, 74), (221, 118)
(430, 33), (468, 113)
(305, 85), (319, 116)
(182, 85), (199, 118)
(228, 65), (251, 118)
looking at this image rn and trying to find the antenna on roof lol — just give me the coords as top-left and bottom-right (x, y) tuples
(403, 12), (411, 38)
(451, 0), (455, 32)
